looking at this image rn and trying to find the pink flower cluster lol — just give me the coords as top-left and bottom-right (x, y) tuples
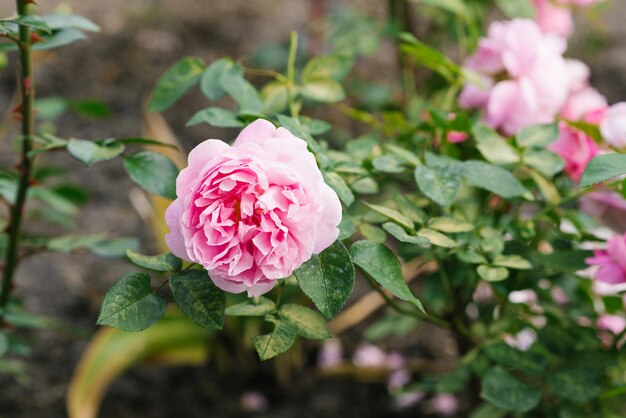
(534, 0), (604, 37)
(165, 119), (341, 296)
(459, 19), (570, 135)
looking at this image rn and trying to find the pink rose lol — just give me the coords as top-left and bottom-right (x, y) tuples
(447, 131), (469, 144)
(459, 19), (569, 135)
(165, 119), (341, 296)
(586, 233), (626, 285)
(548, 123), (599, 182)
(534, 0), (573, 37)
(600, 102), (626, 148)
(560, 59), (607, 120)
(598, 314), (626, 335)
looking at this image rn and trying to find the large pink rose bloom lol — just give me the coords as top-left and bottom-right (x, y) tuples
(600, 102), (626, 148)
(165, 119), (342, 296)
(459, 19), (570, 135)
(586, 233), (626, 285)
(548, 122), (599, 182)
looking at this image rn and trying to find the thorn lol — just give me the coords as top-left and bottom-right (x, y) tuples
(30, 33), (45, 44)
(11, 103), (23, 120)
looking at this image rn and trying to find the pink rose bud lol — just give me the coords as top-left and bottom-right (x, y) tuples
(586, 233), (626, 285)
(165, 119), (342, 297)
(447, 131), (469, 143)
(600, 102), (626, 148)
(598, 314), (626, 335)
(548, 122), (599, 182)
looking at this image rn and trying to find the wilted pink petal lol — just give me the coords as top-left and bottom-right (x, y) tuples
(318, 338), (343, 369)
(430, 394), (459, 416)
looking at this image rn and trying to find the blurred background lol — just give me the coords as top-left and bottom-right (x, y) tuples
(0, 1), (624, 417)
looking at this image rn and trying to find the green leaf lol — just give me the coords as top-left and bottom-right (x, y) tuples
(351, 177), (379, 195)
(33, 29), (86, 51)
(359, 223), (387, 242)
(428, 217), (473, 233)
(323, 172), (354, 207)
(0, 331), (7, 357)
(364, 202), (414, 231)
(399, 33), (460, 82)
(186, 107), (243, 128)
(483, 342), (546, 376)
(294, 241), (355, 320)
(472, 124), (520, 165)
(522, 149), (563, 178)
(302, 55), (352, 82)
(148, 57), (205, 112)
(225, 297), (276, 316)
(579, 153), (626, 188)
(414, 0), (470, 17)
(481, 366), (541, 413)
(477, 265), (509, 282)
(41, 13), (100, 32)
(393, 192), (426, 224)
(538, 250), (592, 272)
(350, 240), (424, 312)
(126, 250), (182, 272)
(253, 319), (297, 360)
(276, 115), (324, 155)
(495, 0), (535, 19)
(123, 151), (179, 199)
(492, 255), (532, 270)
(220, 71), (264, 113)
(200, 58), (241, 100)
(385, 144), (421, 167)
(278, 304), (331, 340)
(169, 270), (225, 329)
(7, 16), (51, 33)
(301, 78), (346, 103)
(97, 273), (166, 331)
(261, 81), (289, 113)
(516, 123), (558, 148)
(548, 367), (602, 403)
(382, 222), (430, 245)
(67, 138), (125, 166)
(564, 119), (603, 142)
(372, 155), (405, 173)
(417, 228), (456, 248)
(461, 161), (530, 199)
(415, 164), (461, 207)
(88, 237), (140, 258)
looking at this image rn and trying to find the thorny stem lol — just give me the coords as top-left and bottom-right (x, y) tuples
(0, 0), (35, 317)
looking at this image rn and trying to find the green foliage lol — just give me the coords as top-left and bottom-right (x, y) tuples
(294, 241), (355, 319)
(225, 297), (276, 316)
(253, 319), (297, 360)
(148, 57), (205, 112)
(350, 240), (424, 312)
(123, 151), (179, 200)
(97, 273), (167, 332)
(278, 304), (331, 340)
(126, 250), (182, 272)
(579, 154), (626, 188)
(481, 366), (541, 413)
(169, 270), (226, 330)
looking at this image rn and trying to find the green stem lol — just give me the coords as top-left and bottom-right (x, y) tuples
(286, 31), (299, 118)
(0, 0), (35, 317)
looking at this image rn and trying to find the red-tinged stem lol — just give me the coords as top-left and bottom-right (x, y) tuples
(0, 0), (35, 316)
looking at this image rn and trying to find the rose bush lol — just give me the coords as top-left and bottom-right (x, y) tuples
(165, 119), (341, 296)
